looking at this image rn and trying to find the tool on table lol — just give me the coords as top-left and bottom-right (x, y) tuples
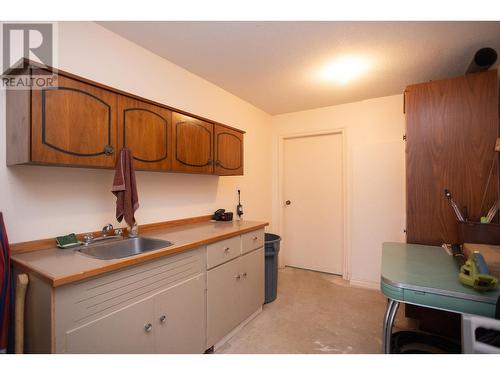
(55, 233), (82, 249)
(459, 251), (498, 291)
(237, 189), (243, 219)
(444, 189), (465, 222)
(15, 273), (29, 354)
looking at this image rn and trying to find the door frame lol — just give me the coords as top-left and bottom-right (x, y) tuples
(276, 128), (350, 281)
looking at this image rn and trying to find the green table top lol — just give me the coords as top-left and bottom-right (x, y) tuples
(381, 242), (500, 304)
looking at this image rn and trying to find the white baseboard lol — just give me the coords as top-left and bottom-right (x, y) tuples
(349, 278), (380, 291)
(213, 306), (263, 351)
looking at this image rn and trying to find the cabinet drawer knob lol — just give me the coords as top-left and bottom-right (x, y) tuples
(159, 315), (167, 323)
(224, 247), (230, 253)
(242, 272), (247, 278)
(104, 145), (114, 156)
(253, 236), (258, 241)
(144, 323), (153, 332)
(235, 274), (241, 280)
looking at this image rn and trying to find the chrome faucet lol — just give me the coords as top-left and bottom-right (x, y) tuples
(82, 224), (124, 246)
(102, 223), (114, 237)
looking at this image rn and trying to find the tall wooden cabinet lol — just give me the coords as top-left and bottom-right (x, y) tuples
(404, 69), (499, 337)
(6, 62), (245, 176)
(406, 70), (499, 245)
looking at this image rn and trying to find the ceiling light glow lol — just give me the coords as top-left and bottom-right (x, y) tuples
(318, 56), (369, 84)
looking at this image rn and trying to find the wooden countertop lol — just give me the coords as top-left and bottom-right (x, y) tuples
(11, 220), (268, 287)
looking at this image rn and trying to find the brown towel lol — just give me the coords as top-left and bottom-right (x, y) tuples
(112, 148), (139, 227)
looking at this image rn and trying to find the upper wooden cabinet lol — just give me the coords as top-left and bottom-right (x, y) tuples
(118, 96), (172, 171)
(214, 124), (244, 175)
(31, 71), (118, 168)
(171, 113), (214, 174)
(5, 62), (245, 175)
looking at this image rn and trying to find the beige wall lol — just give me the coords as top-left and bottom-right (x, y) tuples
(0, 22), (272, 243)
(271, 95), (406, 288)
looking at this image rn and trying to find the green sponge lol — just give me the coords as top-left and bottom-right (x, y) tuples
(56, 233), (82, 249)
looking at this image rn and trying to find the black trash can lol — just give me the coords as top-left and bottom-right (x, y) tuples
(264, 233), (281, 304)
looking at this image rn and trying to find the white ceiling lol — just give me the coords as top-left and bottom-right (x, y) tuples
(98, 21), (500, 115)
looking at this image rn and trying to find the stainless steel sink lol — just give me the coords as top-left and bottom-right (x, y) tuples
(78, 237), (174, 260)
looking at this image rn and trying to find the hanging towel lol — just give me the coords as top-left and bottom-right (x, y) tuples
(112, 148), (139, 228)
(0, 212), (13, 354)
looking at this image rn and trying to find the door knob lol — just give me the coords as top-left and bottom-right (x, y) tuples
(285, 200), (291, 206)
(104, 145), (114, 156)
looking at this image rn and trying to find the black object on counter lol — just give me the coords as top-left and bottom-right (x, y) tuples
(212, 209), (233, 221)
(264, 233), (281, 304)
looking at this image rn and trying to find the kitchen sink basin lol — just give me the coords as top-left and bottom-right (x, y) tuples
(78, 237), (174, 260)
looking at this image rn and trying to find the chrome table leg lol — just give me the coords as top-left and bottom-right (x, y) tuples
(382, 299), (400, 353)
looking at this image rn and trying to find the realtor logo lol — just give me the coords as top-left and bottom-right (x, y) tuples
(3, 23), (55, 71)
(1, 22), (57, 89)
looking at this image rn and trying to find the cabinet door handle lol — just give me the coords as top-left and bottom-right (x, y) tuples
(253, 236), (258, 241)
(224, 247), (230, 254)
(104, 145), (114, 156)
(242, 272), (247, 278)
(235, 274), (241, 280)
(216, 160), (221, 166)
(159, 315), (167, 323)
(144, 323), (153, 332)
(207, 159), (213, 165)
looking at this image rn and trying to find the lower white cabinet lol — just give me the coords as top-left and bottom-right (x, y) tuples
(66, 293), (156, 354)
(207, 247), (264, 347)
(65, 275), (205, 354)
(154, 275), (206, 353)
(55, 247), (206, 354)
(22, 232), (266, 353)
(239, 248), (265, 322)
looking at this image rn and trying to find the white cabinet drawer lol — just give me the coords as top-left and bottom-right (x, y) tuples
(241, 229), (264, 254)
(206, 236), (241, 269)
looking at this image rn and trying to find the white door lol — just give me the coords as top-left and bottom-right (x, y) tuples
(283, 132), (343, 275)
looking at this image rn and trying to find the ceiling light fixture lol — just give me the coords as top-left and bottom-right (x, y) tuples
(318, 56), (369, 85)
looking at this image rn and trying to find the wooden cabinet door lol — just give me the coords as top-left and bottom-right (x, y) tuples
(31, 72), (117, 167)
(214, 124), (244, 175)
(171, 112), (214, 174)
(206, 258), (240, 347)
(406, 70), (499, 245)
(238, 248), (264, 322)
(118, 96), (172, 171)
(154, 275), (206, 353)
(65, 297), (155, 353)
